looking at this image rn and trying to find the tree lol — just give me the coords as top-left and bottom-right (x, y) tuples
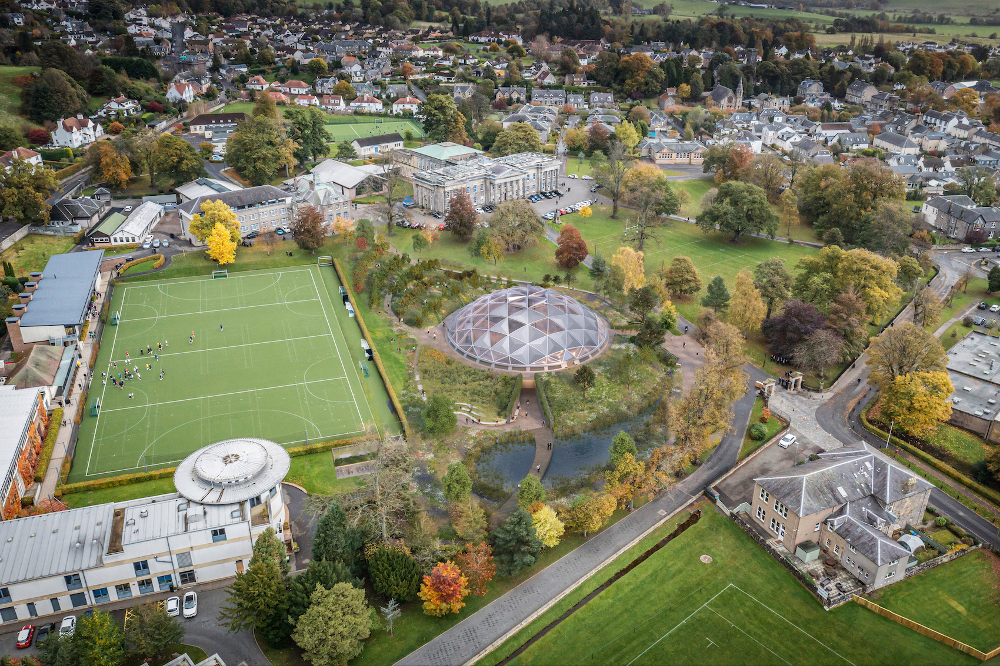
(95, 141), (132, 188)
(226, 116), (296, 186)
(154, 133), (204, 182)
(123, 602), (184, 661)
(701, 275), (731, 312)
(531, 505), (565, 548)
(107, 121), (124, 135)
(490, 508), (543, 576)
(724, 269), (765, 334)
(610, 431), (638, 465)
(289, 559), (362, 623)
(697, 181), (777, 242)
(662, 256), (702, 299)
(336, 141), (358, 160)
(912, 285), (944, 329)
(291, 583), (371, 666)
(989, 266), (1000, 293)
(419, 560), (470, 616)
(488, 200), (543, 253)
(206, 222), (237, 265)
(703, 142), (752, 183)
(881, 371), (954, 438)
(628, 285), (660, 323)
(793, 329), (844, 384)
(450, 499), (487, 544)
(491, 122), (543, 156)
(312, 501), (365, 574)
(958, 166), (998, 207)
(794, 160), (904, 243)
(858, 201), (916, 256)
(292, 204), (326, 253)
(780, 188), (799, 239)
(252, 93), (281, 120)
(595, 141), (633, 219)
(622, 164), (680, 250)
(606, 452), (644, 510)
(561, 492), (617, 536)
(340, 438), (413, 543)
(420, 94), (467, 144)
(369, 547), (422, 602)
(793, 246), (902, 323)
(574, 364), (597, 391)
(286, 107), (333, 165)
(374, 153), (409, 238)
(827, 287), (869, 360)
(457, 541), (496, 595)
(762, 299), (826, 359)
(867, 322), (948, 390)
(480, 234), (505, 265)
(746, 154), (786, 203)
(380, 599), (402, 637)
(517, 474), (546, 509)
(0, 159), (58, 225)
(184, 200), (239, 246)
(219, 528), (291, 648)
(752, 257), (792, 319)
(423, 394), (457, 436)
(333, 80), (357, 100)
(74, 610), (124, 666)
(401, 62), (415, 80)
(443, 462), (473, 503)
(615, 120), (640, 152)
(612, 246), (645, 293)
(308, 57), (328, 76)
(555, 224), (588, 268)
(446, 190), (477, 240)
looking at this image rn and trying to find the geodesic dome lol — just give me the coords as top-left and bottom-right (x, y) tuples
(445, 286), (610, 371)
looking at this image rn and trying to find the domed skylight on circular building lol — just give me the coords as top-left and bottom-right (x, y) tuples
(174, 438), (290, 505)
(445, 286), (610, 372)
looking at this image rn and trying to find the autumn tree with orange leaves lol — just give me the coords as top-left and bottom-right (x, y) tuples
(419, 560), (470, 616)
(456, 542), (496, 596)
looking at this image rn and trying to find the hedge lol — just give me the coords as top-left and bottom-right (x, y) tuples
(333, 258), (410, 439)
(152, 254), (166, 269)
(118, 254), (163, 275)
(506, 373), (523, 422)
(54, 162), (84, 180)
(535, 374), (555, 429)
(861, 406), (1000, 520)
(74, 388), (87, 425)
(35, 408), (63, 482)
(286, 434), (367, 458)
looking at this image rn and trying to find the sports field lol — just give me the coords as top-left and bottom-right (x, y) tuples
(323, 116), (425, 142)
(74, 266), (380, 480)
(500, 508), (975, 666)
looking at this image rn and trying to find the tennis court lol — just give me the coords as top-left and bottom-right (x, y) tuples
(74, 266), (379, 480)
(323, 117), (425, 142)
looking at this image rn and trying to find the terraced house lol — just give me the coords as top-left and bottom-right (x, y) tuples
(412, 153), (560, 213)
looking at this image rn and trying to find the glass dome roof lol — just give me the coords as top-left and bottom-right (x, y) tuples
(445, 286), (609, 371)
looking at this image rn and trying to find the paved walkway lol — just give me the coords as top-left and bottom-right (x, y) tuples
(38, 271), (111, 498)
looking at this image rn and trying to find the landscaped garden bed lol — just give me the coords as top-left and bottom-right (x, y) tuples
(417, 347), (516, 422)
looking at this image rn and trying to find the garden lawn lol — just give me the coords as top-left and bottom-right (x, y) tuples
(285, 450), (367, 495)
(674, 178), (715, 218)
(496, 507), (977, 666)
(942, 321), (975, 350)
(418, 347), (516, 421)
(1, 234), (78, 275)
(323, 117), (425, 143)
(60, 476), (177, 508)
(569, 205), (819, 322)
(739, 397), (783, 460)
(0, 66), (42, 130)
(871, 549), (1000, 653)
(938, 278), (991, 328)
(923, 423), (994, 470)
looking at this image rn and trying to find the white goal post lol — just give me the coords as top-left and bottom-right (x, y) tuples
(212, 269), (229, 279)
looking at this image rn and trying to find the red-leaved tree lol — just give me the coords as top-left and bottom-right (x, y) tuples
(355, 236), (368, 251)
(445, 191), (477, 241)
(555, 224), (588, 269)
(147, 101), (164, 113)
(27, 129), (50, 145)
(456, 542), (496, 596)
(419, 560), (470, 616)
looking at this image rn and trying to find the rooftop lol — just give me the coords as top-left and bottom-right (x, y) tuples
(0, 385), (40, 474)
(116, 201), (162, 238)
(93, 211), (126, 237)
(173, 438), (290, 505)
(408, 142), (482, 161)
(19, 251), (104, 328)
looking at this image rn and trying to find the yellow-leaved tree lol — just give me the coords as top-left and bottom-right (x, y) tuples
(530, 505), (565, 548)
(578, 205), (592, 218)
(206, 222), (237, 265)
(189, 199), (240, 244)
(880, 371), (953, 438)
(728, 268), (766, 334)
(611, 246), (645, 293)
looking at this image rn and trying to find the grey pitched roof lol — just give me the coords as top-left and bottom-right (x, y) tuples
(827, 499), (910, 565)
(177, 185), (289, 216)
(353, 132), (403, 148)
(52, 197), (101, 221)
(20, 251), (104, 328)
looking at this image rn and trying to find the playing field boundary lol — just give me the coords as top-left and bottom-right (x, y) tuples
(853, 593), (1000, 661)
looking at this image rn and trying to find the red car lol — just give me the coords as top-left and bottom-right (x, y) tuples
(15, 624), (35, 648)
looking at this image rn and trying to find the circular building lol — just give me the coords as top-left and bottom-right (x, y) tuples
(445, 285), (610, 372)
(174, 438), (290, 505)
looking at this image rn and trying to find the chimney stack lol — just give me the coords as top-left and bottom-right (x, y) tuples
(5, 318), (25, 354)
(19, 292), (31, 305)
(23, 281), (37, 294)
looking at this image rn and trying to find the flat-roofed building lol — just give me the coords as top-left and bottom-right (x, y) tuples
(176, 177), (243, 203)
(89, 202), (164, 246)
(412, 152), (560, 213)
(0, 386), (49, 520)
(398, 142), (483, 180)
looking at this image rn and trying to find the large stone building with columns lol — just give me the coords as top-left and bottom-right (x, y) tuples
(412, 152), (561, 213)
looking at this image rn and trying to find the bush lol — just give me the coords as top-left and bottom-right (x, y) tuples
(926, 505), (937, 515)
(368, 547), (421, 602)
(53, 162), (84, 180)
(748, 423), (767, 441)
(34, 408), (63, 481)
(950, 525), (968, 539)
(934, 516), (948, 526)
(962, 314), (975, 327)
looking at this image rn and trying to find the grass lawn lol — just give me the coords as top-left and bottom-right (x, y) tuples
(60, 476), (178, 508)
(285, 449), (367, 495)
(674, 178), (715, 218)
(569, 205), (818, 323)
(492, 506), (978, 666)
(418, 347), (515, 420)
(1, 234), (78, 275)
(216, 102), (256, 114)
(324, 118), (425, 143)
(939, 278), (991, 327)
(923, 423), (995, 471)
(565, 159), (597, 178)
(739, 397), (783, 460)
(0, 66), (42, 131)
(871, 549), (1000, 653)
(942, 321), (975, 350)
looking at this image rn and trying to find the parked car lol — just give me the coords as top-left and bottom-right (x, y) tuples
(275, 228), (285, 235)
(142, 241), (152, 249)
(962, 247), (977, 253)
(152, 239), (160, 248)
(35, 622), (55, 646)
(59, 616), (76, 637)
(979, 302), (989, 310)
(590, 186), (599, 192)
(124, 206), (133, 212)
(432, 212), (443, 219)
(974, 316), (987, 326)
(15, 625), (34, 648)
(162, 239), (169, 248)
(280, 226), (291, 234)
(166, 596), (180, 617)
(183, 591), (197, 618)
(778, 434), (797, 449)
(990, 304), (999, 313)
(581, 175), (593, 180)
(979, 247), (992, 252)
(568, 174), (578, 179)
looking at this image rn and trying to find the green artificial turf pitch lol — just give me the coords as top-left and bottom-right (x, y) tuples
(322, 117), (425, 143)
(78, 266), (376, 478)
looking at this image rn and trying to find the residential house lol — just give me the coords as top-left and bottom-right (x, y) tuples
(589, 92), (614, 108)
(922, 194), (1000, 242)
(835, 132), (870, 151)
(351, 132), (404, 157)
(531, 89), (565, 106)
(52, 116), (105, 149)
(797, 79), (823, 97)
(277, 80), (311, 95)
(314, 77), (339, 94)
(453, 84), (475, 101)
(873, 132), (919, 155)
(98, 96), (140, 117)
(845, 81), (877, 106)
(929, 81), (957, 99)
(0, 147), (43, 171)
(869, 92), (899, 112)
(497, 87), (527, 104)
(392, 97), (421, 115)
(349, 95), (383, 113)
(321, 95), (347, 112)
(294, 94), (319, 106)
(246, 75), (269, 90)
(188, 113), (248, 139)
(166, 81), (199, 103)
(566, 94), (586, 110)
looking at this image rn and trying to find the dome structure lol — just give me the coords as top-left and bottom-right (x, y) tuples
(445, 286), (610, 371)
(174, 438), (290, 505)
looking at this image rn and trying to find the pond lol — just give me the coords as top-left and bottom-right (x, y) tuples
(471, 408), (657, 500)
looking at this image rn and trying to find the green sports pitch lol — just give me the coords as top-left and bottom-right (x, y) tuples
(75, 266), (378, 479)
(323, 117), (425, 143)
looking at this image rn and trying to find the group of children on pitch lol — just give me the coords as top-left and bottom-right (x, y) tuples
(102, 341), (169, 399)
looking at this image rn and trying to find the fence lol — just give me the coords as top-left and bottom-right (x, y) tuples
(853, 593), (1000, 661)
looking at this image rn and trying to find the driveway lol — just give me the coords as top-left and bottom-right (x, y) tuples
(285, 483), (318, 572)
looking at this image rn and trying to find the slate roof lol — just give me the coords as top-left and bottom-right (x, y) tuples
(826, 498), (910, 565)
(353, 132), (403, 148)
(177, 185), (289, 216)
(19, 251), (103, 328)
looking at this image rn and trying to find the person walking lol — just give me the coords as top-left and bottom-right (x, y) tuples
(159, 370), (164, 380)
(158, 343), (162, 351)
(147, 345), (152, 354)
(220, 324), (224, 331)
(128, 393), (134, 399)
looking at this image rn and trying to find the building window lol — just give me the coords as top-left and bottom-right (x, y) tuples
(70, 593), (87, 608)
(863, 570), (870, 579)
(773, 501), (788, 519)
(179, 570), (197, 585)
(834, 544), (840, 555)
(157, 575), (173, 591)
(65, 574), (83, 591)
(115, 584), (133, 600)
(814, 523), (820, 532)
(138, 579), (154, 594)
(93, 588), (110, 604)
(50, 598), (61, 613)
(212, 528), (227, 542)
(846, 556), (855, 567)
(0, 588), (8, 604)
(756, 505), (765, 521)
(134, 560), (150, 576)
(250, 496), (261, 508)
(759, 489), (769, 502)
(0, 607), (16, 622)
(885, 571), (896, 580)
(825, 538), (831, 547)
(270, 486), (278, 498)
(849, 544), (856, 553)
